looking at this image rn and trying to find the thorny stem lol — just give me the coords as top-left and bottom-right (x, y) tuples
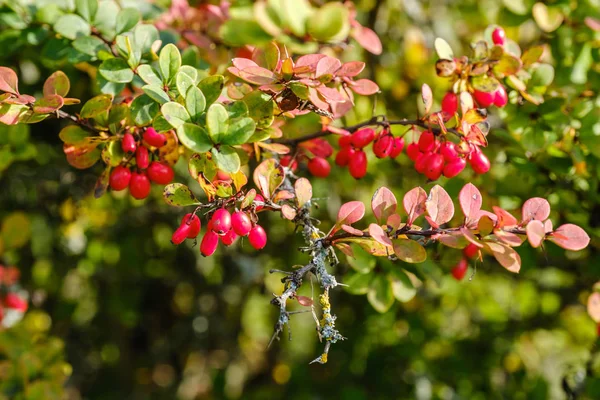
(274, 115), (462, 146)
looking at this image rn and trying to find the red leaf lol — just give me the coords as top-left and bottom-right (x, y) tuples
(336, 61), (365, 77)
(336, 201), (365, 227)
(342, 224), (363, 236)
(369, 223), (392, 246)
(351, 25), (382, 55)
(231, 58), (260, 70)
(295, 54), (326, 69)
(43, 71), (70, 97)
(584, 17), (600, 31)
(0, 67), (19, 95)
(484, 241), (521, 273)
(459, 183), (482, 222)
(460, 226), (484, 248)
(549, 224), (590, 251)
(588, 292), (600, 322)
(317, 86), (345, 102)
(438, 232), (469, 249)
(315, 56), (341, 78)
(526, 220), (545, 248)
(403, 187), (427, 225)
(296, 295), (313, 307)
(298, 138), (333, 158)
(544, 219), (553, 233)
(32, 94), (64, 114)
(492, 206), (518, 228)
(371, 186), (397, 224)
(335, 242), (354, 258)
(349, 79), (379, 95)
(494, 230), (524, 247)
(421, 84), (433, 115)
(237, 67), (278, 85)
(386, 214), (402, 230)
(425, 185), (454, 226)
(521, 197), (551, 223)
(281, 204), (297, 220)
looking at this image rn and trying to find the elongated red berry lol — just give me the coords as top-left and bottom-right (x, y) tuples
(231, 211), (252, 236)
(147, 162), (174, 185)
(220, 229), (238, 246)
(181, 213), (201, 239)
(171, 224), (191, 245)
(109, 165), (131, 191)
(200, 231), (219, 256)
(335, 146), (356, 167)
(473, 90), (495, 108)
(463, 243), (479, 259)
(492, 27), (506, 46)
(425, 153), (444, 180)
(4, 293), (27, 312)
(121, 133), (137, 154)
(443, 158), (466, 178)
(440, 141), (459, 162)
(248, 225), (267, 250)
(338, 135), (352, 148)
(441, 92), (458, 115)
(351, 128), (375, 148)
(415, 152), (431, 174)
(418, 131), (436, 153)
(406, 143), (421, 161)
(211, 208), (231, 235)
(136, 146), (150, 169)
(494, 85), (508, 108)
(451, 258), (468, 281)
(254, 194), (265, 211)
(129, 172), (151, 199)
(307, 157), (331, 178)
(143, 127), (167, 148)
(348, 150), (367, 179)
(389, 137), (404, 158)
(373, 135), (394, 158)
(470, 149), (491, 174)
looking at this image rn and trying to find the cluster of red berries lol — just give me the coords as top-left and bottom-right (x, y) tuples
(0, 265), (28, 325)
(406, 131), (490, 180)
(335, 128), (404, 179)
(109, 127), (175, 199)
(451, 243), (479, 280)
(171, 197), (268, 257)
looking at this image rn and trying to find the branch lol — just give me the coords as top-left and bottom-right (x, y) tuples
(56, 110), (104, 135)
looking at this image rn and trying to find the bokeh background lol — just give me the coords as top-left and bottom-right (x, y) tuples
(1, 0), (600, 399)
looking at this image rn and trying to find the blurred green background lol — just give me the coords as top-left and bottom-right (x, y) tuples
(0, 0), (600, 399)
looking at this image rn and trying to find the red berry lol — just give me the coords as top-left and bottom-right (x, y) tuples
(254, 194), (265, 211)
(348, 150), (367, 179)
(492, 27), (506, 46)
(248, 225), (267, 250)
(441, 92), (458, 115)
(351, 128), (375, 148)
(406, 143), (421, 161)
(171, 224), (190, 245)
(443, 158), (467, 178)
(473, 90), (495, 108)
(109, 165), (131, 191)
(451, 258), (468, 281)
(470, 149), (491, 174)
(494, 85), (508, 108)
(335, 146), (356, 167)
(418, 131), (436, 153)
(231, 211), (252, 236)
(415, 152), (431, 174)
(307, 157), (331, 178)
(338, 135), (352, 148)
(424, 153), (444, 180)
(121, 133), (137, 154)
(463, 243), (479, 259)
(129, 172), (151, 199)
(181, 213), (201, 239)
(440, 141), (459, 162)
(373, 135), (394, 158)
(280, 155), (297, 170)
(143, 127), (167, 148)
(136, 146), (150, 169)
(220, 229), (238, 246)
(146, 162), (174, 185)
(389, 137), (405, 158)
(200, 231), (219, 256)
(211, 208), (232, 235)
(4, 293), (27, 312)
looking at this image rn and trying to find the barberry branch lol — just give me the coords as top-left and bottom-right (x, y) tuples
(55, 110), (104, 135)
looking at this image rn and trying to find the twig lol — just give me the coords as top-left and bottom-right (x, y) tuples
(56, 110), (104, 135)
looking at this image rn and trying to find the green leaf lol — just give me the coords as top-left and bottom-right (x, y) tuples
(72, 36), (106, 57)
(206, 103), (229, 143)
(226, 101), (249, 119)
(130, 94), (159, 126)
(220, 20), (272, 46)
(389, 268), (417, 302)
(142, 85), (170, 105)
(80, 94), (113, 118)
(99, 58), (133, 83)
(571, 44), (592, 85)
(133, 24), (159, 54)
(211, 146), (241, 173)
(59, 125), (90, 145)
(36, 4), (65, 25)
(188, 152), (217, 180)
(367, 274), (394, 313)
(176, 123), (213, 153)
(221, 117), (256, 145)
(530, 64), (555, 87)
(75, 0), (98, 22)
(185, 86), (206, 122)
(392, 238), (427, 263)
(94, 0), (119, 39)
(161, 102), (190, 129)
(198, 75), (224, 106)
(243, 91), (274, 129)
(179, 66), (199, 83)
(159, 43), (181, 84)
(176, 71), (195, 98)
(32, 95), (64, 114)
(281, 0), (311, 37)
(346, 244), (376, 273)
(307, 3), (350, 42)
(137, 64), (163, 86)
(115, 8), (140, 34)
(53, 14), (91, 40)
(343, 272), (373, 295)
(163, 183), (200, 207)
